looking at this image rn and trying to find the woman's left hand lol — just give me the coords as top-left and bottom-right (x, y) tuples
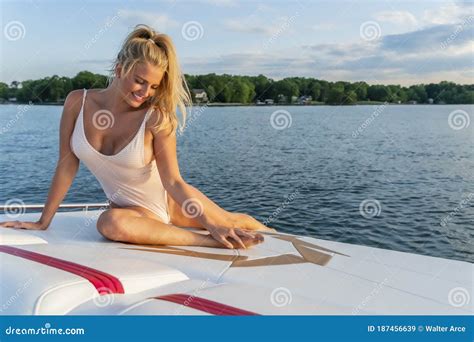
(205, 225), (261, 249)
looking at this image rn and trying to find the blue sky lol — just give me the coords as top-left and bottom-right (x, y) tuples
(1, 0), (473, 85)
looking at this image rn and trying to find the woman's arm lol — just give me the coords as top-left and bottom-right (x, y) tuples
(1, 90), (82, 229)
(152, 126), (254, 248)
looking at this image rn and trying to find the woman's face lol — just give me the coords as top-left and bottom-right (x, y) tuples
(118, 62), (164, 108)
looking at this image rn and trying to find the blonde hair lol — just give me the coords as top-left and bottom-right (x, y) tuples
(108, 24), (192, 134)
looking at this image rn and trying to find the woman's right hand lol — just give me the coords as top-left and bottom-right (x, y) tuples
(0, 220), (48, 230)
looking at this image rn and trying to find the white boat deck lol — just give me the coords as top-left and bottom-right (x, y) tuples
(0, 210), (472, 315)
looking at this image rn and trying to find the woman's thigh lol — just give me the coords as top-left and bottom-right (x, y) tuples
(166, 193), (207, 229)
(107, 201), (168, 222)
(108, 198), (205, 228)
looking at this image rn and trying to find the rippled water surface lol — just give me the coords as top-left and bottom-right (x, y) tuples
(1, 103), (473, 262)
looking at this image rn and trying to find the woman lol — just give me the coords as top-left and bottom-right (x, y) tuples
(0, 24), (274, 249)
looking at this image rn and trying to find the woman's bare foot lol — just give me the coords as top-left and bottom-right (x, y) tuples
(232, 213), (277, 232)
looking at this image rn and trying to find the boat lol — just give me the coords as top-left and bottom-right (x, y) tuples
(1, 204), (472, 316)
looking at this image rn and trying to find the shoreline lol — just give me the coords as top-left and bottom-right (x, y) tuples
(0, 101), (466, 107)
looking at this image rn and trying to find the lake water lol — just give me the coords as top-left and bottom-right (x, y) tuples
(0, 103), (472, 263)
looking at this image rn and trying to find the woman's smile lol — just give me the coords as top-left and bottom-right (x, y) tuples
(132, 91), (147, 103)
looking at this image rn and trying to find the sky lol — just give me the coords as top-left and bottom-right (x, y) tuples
(1, 0), (473, 86)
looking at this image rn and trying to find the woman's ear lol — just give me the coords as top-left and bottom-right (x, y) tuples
(115, 64), (122, 79)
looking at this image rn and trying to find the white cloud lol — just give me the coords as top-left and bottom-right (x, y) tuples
(311, 22), (337, 31)
(374, 10), (418, 27)
(197, 0), (237, 6)
(422, 2), (473, 25)
(118, 10), (178, 30)
(182, 17), (474, 86)
(224, 14), (299, 37)
(224, 19), (274, 35)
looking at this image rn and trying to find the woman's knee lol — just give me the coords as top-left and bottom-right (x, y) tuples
(97, 210), (130, 241)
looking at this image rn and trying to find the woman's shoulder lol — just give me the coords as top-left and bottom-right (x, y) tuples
(63, 90), (84, 116)
(63, 88), (104, 119)
(65, 88), (103, 102)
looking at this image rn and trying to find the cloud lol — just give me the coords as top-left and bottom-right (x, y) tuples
(223, 4), (301, 36)
(224, 19), (275, 34)
(182, 11), (474, 86)
(311, 22), (337, 31)
(421, 1), (473, 25)
(374, 10), (418, 27)
(197, 0), (237, 6)
(380, 20), (474, 53)
(118, 10), (178, 30)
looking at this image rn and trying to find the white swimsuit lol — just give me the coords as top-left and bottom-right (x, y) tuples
(70, 89), (171, 223)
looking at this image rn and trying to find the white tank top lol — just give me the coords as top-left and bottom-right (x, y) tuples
(70, 89), (170, 223)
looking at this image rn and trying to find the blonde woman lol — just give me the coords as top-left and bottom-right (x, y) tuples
(1, 24), (274, 249)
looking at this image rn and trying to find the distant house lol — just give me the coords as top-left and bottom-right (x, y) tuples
(256, 99), (274, 105)
(192, 89), (208, 103)
(428, 98), (434, 104)
(297, 95), (312, 105)
(8, 97), (17, 102)
(277, 94), (287, 103)
(264, 99), (274, 105)
(408, 100), (417, 104)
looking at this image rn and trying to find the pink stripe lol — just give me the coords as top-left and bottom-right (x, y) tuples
(0, 245), (124, 294)
(155, 293), (260, 315)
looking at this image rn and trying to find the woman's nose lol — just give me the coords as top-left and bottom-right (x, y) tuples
(143, 84), (155, 96)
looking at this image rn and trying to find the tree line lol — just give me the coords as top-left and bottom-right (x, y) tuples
(0, 71), (472, 105)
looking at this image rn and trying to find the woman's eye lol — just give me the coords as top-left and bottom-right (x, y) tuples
(136, 79), (143, 84)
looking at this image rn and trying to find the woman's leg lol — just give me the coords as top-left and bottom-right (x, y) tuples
(166, 193), (276, 232)
(229, 212), (276, 232)
(97, 205), (261, 248)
